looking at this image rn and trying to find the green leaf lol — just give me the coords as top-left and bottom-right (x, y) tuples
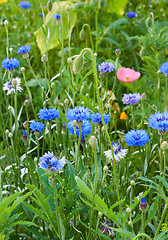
(156, 176), (168, 191)
(10, 221), (37, 227)
(34, 1), (77, 54)
(108, 227), (135, 238)
(106, 0), (129, 15)
(145, 201), (157, 226)
(154, 229), (168, 240)
(26, 78), (46, 87)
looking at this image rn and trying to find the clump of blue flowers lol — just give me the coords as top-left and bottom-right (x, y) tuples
(1, 58), (20, 70)
(66, 106), (91, 122)
(148, 111), (168, 132)
(30, 121), (45, 132)
(39, 108), (60, 121)
(39, 152), (66, 172)
(98, 62), (114, 74)
(122, 93), (141, 105)
(53, 14), (61, 20)
(67, 120), (92, 140)
(91, 113), (110, 124)
(17, 43), (31, 54)
(126, 11), (137, 18)
(159, 62), (168, 77)
(125, 129), (149, 146)
(19, 1), (31, 9)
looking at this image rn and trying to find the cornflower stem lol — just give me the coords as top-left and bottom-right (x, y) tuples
(14, 88), (18, 144)
(25, 107), (29, 135)
(25, 142), (32, 184)
(22, 70), (35, 113)
(165, 76), (168, 108)
(52, 174), (61, 238)
(163, 151), (166, 179)
(95, 4), (99, 53)
(44, 61), (51, 96)
(157, 71), (160, 108)
(48, 122), (52, 151)
(141, 211), (146, 239)
(131, 105), (135, 129)
(154, 202), (168, 238)
(59, 21), (64, 68)
(0, 168), (2, 202)
(93, 148), (98, 192)
(79, 48), (124, 238)
(112, 56), (119, 93)
(5, 23), (9, 58)
(160, 135), (163, 177)
(75, 125), (82, 171)
(27, 59), (43, 89)
(130, 185), (134, 207)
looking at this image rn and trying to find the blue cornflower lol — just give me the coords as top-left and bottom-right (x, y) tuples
(39, 108), (60, 121)
(140, 197), (147, 211)
(122, 93), (141, 105)
(125, 129), (149, 147)
(30, 121), (45, 132)
(148, 111), (168, 132)
(66, 106), (91, 122)
(19, 1), (31, 9)
(159, 62), (168, 77)
(39, 152), (66, 172)
(1, 58), (20, 70)
(98, 62), (114, 74)
(53, 14), (61, 20)
(67, 120), (92, 140)
(99, 219), (114, 236)
(126, 11), (137, 18)
(39, 13), (45, 18)
(91, 113), (110, 124)
(22, 131), (28, 141)
(17, 43), (31, 54)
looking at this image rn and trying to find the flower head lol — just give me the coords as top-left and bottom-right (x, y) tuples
(125, 129), (149, 147)
(53, 14), (61, 20)
(30, 121), (45, 132)
(39, 152), (66, 172)
(17, 43), (31, 54)
(3, 78), (22, 95)
(66, 106), (91, 122)
(126, 11), (137, 18)
(99, 219), (114, 236)
(120, 111), (128, 120)
(104, 142), (128, 162)
(67, 120), (92, 140)
(19, 1), (31, 9)
(148, 111), (168, 132)
(159, 62), (168, 77)
(140, 198), (148, 212)
(91, 113), (110, 124)
(22, 131), (28, 141)
(98, 62), (114, 74)
(1, 58), (20, 70)
(122, 93), (141, 105)
(39, 108), (60, 121)
(117, 68), (140, 82)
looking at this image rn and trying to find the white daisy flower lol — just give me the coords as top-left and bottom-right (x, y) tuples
(104, 142), (128, 162)
(3, 77), (22, 95)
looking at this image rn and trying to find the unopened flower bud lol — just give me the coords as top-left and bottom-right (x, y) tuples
(24, 98), (30, 107)
(51, 82), (55, 89)
(103, 166), (108, 172)
(22, 131), (28, 142)
(23, 121), (28, 129)
(34, 157), (38, 162)
(34, 130), (40, 137)
(126, 207), (131, 214)
(98, 212), (103, 218)
(130, 180), (135, 186)
(65, 4), (70, 11)
(21, 67), (25, 72)
(4, 20), (8, 26)
(89, 136), (97, 148)
(161, 141), (168, 151)
(115, 48), (120, 56)
(81, 101), (84, 105)
(5, 129), (9, 135)
(8, 132), (13, 138)
(73, 55), (84, 74)
(67, 57), (73, 64)
(64, 98), (69, 105)
(79, 29), (86, 41)
(9, 47), (13, 53)
(141, 93), (146, 100)
(54, 97), (59, 105)
(72, 120), (77, 127)
(8, 106), (12, 111)
(22, 52), (29, 59)
(41, 54), (48, 63)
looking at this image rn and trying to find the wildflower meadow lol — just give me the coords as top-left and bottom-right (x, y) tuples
(1, 0), (168, 239)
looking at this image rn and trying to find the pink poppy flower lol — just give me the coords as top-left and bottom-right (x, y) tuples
(117, 68), (140, 82)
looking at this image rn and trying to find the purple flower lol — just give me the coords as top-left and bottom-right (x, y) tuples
(126, 11), (137, 18)
(19, 1), (31, 9)
(17, 43), (31, 54)
(39, 152), (66, 172)
(98, 62), (114, 74)
(1, 58), (20, 71)
(122, 93), (141, 105)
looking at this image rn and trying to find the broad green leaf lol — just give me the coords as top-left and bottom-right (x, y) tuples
(34, 1), (77, 54)
(106, 0), (129, 15)
(26, 78), (46, 87)
(145, 201), (157, 227)
(154, 229), (168, 240)
(10, 221), (37, 227)
(156, 176), (168, 191)
(108, 227), (135, 238)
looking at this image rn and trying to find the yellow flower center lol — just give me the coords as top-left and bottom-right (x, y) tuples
(125, 75), (130, 81)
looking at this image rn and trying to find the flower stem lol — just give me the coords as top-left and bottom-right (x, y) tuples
(154, 202), (168, 238)
(141, 211), (146, 239)
(75, 126), (82, 171)
(14, 88), (18, 144)
(79, 48), (124, 237)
